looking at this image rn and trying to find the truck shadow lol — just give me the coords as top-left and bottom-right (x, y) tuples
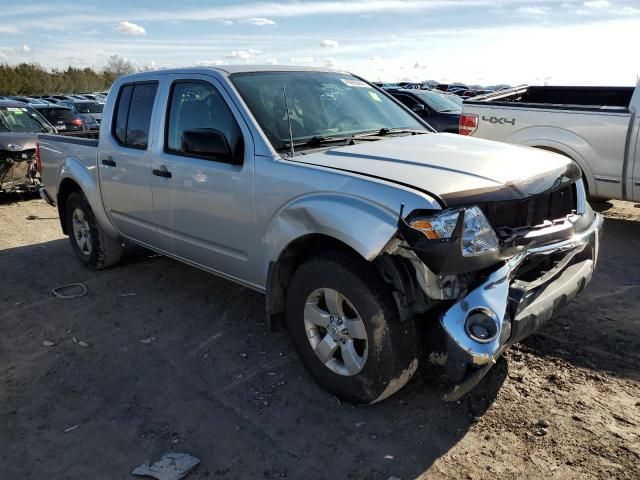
(1, 237), (505, 480)
(521, 217), (640, 382)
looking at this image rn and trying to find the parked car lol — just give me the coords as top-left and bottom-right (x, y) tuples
(44, 95), (76, 102)
(387, 88), (461, 133)
(31, 104), (88, 132)
(67, 100), (104, 124)
(56, 101), (100, 130)
(39, 66), (602, 404)
(0, 100), (54, 192)
(461, 84), (640, 201)
(7, 96), (52, 106)
(78, 93), (102, 101)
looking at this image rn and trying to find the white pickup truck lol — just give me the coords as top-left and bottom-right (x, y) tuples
(38, 66), (602, 403)
(460, 85), (640, 202)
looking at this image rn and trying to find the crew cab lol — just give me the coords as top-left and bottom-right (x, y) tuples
(460, 85), (640, 202)
(39, 67), (602, 403)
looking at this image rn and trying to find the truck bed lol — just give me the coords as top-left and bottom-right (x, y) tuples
(38, 132), (100, 204)
(466, 85), (634, 112)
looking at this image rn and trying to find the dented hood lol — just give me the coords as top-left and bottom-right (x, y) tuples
(295, 133), (578, 206)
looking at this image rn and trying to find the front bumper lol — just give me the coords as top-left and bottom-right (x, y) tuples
(433, 212), (603, 401)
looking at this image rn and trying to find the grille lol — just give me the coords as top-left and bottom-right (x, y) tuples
(480, 182), (577, 233)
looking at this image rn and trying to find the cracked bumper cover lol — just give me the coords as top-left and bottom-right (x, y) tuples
(434, 211), (603, 401)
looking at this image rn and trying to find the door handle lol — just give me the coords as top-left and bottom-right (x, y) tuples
(152, 166), (172, 179)
(101, 157), (116, 167)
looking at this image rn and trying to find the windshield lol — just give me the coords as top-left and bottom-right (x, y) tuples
(231, 71), (426, 150)
(75, 102), (104, 114)
(0, 106), (50, 133)
(414, 91), (461, 113)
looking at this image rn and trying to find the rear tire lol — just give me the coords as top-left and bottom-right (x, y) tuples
(65, 192), (123, 269)
(285, 252), (419, 404)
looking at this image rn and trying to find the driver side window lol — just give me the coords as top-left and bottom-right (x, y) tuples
(165, 81), (244, 164)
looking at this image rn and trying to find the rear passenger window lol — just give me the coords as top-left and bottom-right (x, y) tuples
(165, 81), (244, 164)
(112, 83), (158, 149)
(113, 85), (132, 144)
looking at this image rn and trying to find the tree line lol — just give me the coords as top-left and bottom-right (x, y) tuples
(0, 55), (137, 96)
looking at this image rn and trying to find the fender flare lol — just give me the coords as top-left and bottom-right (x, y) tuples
(57, 156), (119, 238)
(262, 192), (402, 280)
(261, 192), (409, 330)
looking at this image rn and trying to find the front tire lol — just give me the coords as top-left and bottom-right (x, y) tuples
(286, 252), (419, 404)
(65, 192), (123, 269)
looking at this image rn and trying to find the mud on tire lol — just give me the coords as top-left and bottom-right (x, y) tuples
(285, 251), (419, 404)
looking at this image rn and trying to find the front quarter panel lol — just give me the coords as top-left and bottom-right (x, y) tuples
(257, 156), (441, 285)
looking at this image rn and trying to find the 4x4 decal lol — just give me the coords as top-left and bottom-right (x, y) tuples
(481, 115), (515, 125)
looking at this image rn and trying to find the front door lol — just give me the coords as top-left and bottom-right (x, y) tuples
(150, 75), (255, 283)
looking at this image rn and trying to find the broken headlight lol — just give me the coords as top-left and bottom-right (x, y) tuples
(410, 206), (499, 257)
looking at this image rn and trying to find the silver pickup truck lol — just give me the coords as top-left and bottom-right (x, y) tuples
(39, 66), (602, 404)
(461, 85), (640, 202)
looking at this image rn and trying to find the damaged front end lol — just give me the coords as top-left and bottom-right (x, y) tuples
(0, 148), (41, 194)
(381, 175), (603, 400)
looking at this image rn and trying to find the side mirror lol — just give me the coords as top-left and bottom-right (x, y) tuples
(411, 104), (425, 113)
(181, 128), (232, 161)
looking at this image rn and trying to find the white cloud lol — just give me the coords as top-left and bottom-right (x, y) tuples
(114, 21), (146, 36)
(197, 59), (228, 66)
(517, 6), (549, 16)
(223, 20), (234, 26)
(0, 52), (6, 60)
(225, 49), (261, 61)
(322, 57), (337, 68)
(290, 56), (315, 63)
(245, 17), (276, 26)
(264, 58), (279, 65)
(618, 6), (640, 15)
(320, 39), (339, 48)
(18, 44), (31, 53)
(0, 25), (18, 34)
(583, 0), (610, 8)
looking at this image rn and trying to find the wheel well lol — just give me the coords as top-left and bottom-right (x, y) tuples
(57, 178), (82, 235)
(266, 234), (365, 331)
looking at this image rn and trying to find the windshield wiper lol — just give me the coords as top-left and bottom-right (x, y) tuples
(354, 128), (428, 138)
(279, 135), (353, 152)
(377, 128), (428, 136)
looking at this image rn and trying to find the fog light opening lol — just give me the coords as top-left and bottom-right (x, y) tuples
(465, 308), (499, 344)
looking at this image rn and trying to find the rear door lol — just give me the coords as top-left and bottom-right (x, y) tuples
(99, 81), (160, 246)
(149, 74), (255, 283)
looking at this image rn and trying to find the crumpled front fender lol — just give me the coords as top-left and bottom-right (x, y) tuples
(263, 193), (400, 271)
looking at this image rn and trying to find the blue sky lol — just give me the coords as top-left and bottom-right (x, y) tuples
(1, 0), (639, 85)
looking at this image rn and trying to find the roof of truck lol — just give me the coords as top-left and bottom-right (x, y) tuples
(119, 65), (348, 81)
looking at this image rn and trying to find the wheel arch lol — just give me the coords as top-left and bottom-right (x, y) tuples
(265, 233), (370, 331)
(57, 177), (83, 234)
(56, 156), (119, 238)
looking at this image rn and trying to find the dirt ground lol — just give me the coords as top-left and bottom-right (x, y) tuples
(1, 195), (639, 480)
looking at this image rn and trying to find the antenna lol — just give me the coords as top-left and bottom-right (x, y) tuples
(282, 86), (295, 157)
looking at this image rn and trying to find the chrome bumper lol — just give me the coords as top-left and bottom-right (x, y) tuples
(437, 213), (603, 400)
